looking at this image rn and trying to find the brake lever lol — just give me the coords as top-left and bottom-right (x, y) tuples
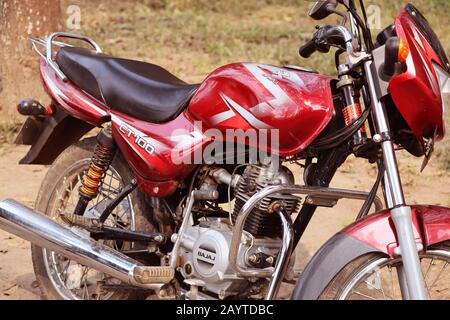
(313, 26), (333, 53)
(300, 25), (353, 59)
(316, 25), (353, 55)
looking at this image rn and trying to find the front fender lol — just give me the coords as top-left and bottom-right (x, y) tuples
(292, 205), (450, 300)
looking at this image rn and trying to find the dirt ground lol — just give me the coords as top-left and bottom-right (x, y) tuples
(0, 142), (448, 300)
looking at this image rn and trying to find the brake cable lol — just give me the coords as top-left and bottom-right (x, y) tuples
(310, 105), (372, 151)
(341, 0), (374, 52)
(356, 160), (385, 220)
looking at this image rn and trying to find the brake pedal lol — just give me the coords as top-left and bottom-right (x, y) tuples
(133, 266), (175, 284)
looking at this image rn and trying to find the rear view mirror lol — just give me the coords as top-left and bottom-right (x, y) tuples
(309, 0), (338, 20)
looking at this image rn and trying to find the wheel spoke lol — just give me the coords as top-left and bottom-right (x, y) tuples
(424, 258), (434, 281)
(58, 259), (71, 283)
(389, 266), (395, 298)
(429, 261), (448, 289)
(80, 266), (90, 300)
(362, 278), (393, 300)
(351, 290), (377, 300)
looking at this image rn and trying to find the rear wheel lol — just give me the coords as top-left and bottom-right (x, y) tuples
(320, 241), (450, 300)
(31, 138), (157, 300)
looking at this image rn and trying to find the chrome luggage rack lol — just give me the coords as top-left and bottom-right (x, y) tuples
(30, 32), (102, 82)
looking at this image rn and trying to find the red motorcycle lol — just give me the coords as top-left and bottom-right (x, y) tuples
(0, 1), (449, 300)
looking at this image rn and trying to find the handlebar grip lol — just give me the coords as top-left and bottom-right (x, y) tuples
(299, 39), (317, 58)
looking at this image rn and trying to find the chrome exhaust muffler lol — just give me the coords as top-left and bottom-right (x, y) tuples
(0, 199), (173, 289)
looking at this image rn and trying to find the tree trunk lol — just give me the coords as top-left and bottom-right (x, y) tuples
(0, 0), (62, 116)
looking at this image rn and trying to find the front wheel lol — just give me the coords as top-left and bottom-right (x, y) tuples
(320, 241), (450, 300)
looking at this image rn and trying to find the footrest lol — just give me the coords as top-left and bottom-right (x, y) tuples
(60, 212), (102, 230)
(133, 266), (175, 284)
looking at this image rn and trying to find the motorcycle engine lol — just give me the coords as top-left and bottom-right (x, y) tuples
(178, 164), (299, 298)
(232, 165), (300, 237)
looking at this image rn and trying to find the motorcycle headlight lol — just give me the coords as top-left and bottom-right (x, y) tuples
(433, 63), (450, 134)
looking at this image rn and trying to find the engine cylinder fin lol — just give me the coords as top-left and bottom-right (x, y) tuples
(232, 165), (299, 238)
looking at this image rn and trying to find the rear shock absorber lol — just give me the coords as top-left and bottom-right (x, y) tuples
(336, 74), (367, 146)
(73, 126), (117, 216)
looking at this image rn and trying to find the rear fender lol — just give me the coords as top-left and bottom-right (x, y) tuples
(292, 205), (450, 300)
(15, 107), (94, 165)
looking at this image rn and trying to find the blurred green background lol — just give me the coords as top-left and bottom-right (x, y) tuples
(62, 0), (450, 83)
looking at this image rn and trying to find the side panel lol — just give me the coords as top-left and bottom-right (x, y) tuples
(110, 111), (204, 197)
(188, 63), (335, 156)
(292, 205), (450, 300)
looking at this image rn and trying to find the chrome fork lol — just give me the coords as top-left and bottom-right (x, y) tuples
(364, 61), (427, 300)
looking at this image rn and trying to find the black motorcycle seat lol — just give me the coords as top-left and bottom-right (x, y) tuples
(56, 47), (199, 123)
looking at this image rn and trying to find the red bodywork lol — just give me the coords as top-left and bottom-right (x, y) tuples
(345, 205), (450, 258)
(188, 63), (335, 156)
(389, 9), (446, 140)
(40, 60), (108, 126)
(110, 111), (200, 196)
(40, 60), (335, 196)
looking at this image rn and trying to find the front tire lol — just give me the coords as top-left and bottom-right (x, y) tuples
(320, 241), (450, 300)
(31, 138), (157, 300)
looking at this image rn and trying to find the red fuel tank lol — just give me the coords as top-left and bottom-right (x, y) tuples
(187, 63), (335, 156)
(111, 63), (335, 197)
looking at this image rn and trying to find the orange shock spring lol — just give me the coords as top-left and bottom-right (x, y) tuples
(74, 128), (116, 215)
(337, 73), (367, 146)
(79, 147), (114, 198)
(342, 103), (366, 133)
